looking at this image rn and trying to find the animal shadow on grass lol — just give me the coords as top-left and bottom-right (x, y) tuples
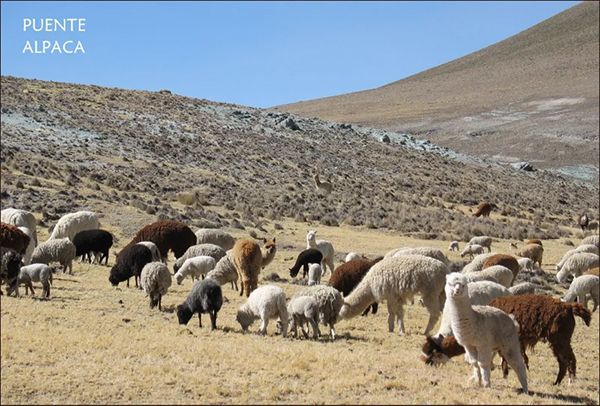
(529, 391), (597, 404)
(160, 304), (177, 314)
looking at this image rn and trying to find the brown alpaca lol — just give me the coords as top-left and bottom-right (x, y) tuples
(232, 238), (277, 297)
(523, 239), (542, 247)
(119, 220), (196, 260)
(0, 222), (31, 255)
(329, 256), (384, 316)
(473, 202), (492, 217)
(482, 254), (520, 284)
(421, 295), (591, 385)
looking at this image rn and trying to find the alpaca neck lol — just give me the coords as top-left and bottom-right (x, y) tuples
(340, 281), (376, 319)
(446, 295), (477, 343)
(261, 247), (276, 268)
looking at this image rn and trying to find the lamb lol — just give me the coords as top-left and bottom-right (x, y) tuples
(293, 285), (344, 340)
(109, 244), (153, 288)
(328, 257), (383, 316)
(236, 285), (288, 337)
(563, 275), (599, 312)
(231, 238), (277, 297)
(481, 254), (521, 283)
(460, 244), (485, 260)
(307, 263), (322, 286)
(136, 241), (162, 263)
(194, 228), (235, 251)
(511, 243), (544, 269)
(339, 255), (446, 335)
(388, 247), (449, 265)
(556, 253), (599, 283)
(205, 250), (238, 291)
(17, 226), (35, 265)
(443, 273), (528, 393)
(13, 264), (53, 298)
(581, 235), (599, 248)
(1, 208), (37, 246)
(473, 202), (493, 218)
(1, 247), (23, 296)
(48, 211), (99, 241)
(120, 220), (196, 261)
(468, 236), (492, 252)
(289, 248), (323, 278)
(176, 278), (223, 330)
(31, 238), (76, 274)
(448, 241), (459, 252)
(0, 222), (31, 256)
(174, 256), (216, 285)
(286, 296), (320, 339)
(556, 245), (599, 271)
(140, 262), (172, 310)
(421, 294), (592, 385)
(72, 229), (113, 265)
(173, 244), (226, 274)
(344, 252), (363, 263)
(306, 230), (335, 276)
(464, 265), (513, 288)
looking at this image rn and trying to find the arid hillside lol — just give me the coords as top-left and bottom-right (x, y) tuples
(277, 2), (599, 176)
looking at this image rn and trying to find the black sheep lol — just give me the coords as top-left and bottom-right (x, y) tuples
(1, 247), (23, 296)
(177, 278), (223, 330)
(109, 244), (152, 288)
(73, 229), (114, 265)
(289, 248), (323, 278)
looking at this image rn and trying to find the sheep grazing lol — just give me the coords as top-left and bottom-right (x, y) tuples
(294, 285), (343, 340)
(307, 263), (322, 286)
(177, 278), (223, 330)
(194, 228), (235, 251)
(464, 265), (513, 288)
(48, 210), (99, 241)
(17, 226), (35, 265)
(173, 244), (226, 274)
(72, 229), (113, 265)
(584, 267), (599, 277)
(329, 257), (383, 316)
(289, 248), (323, 278)
(581, 235), (599, 248)
(443, 273), (528, 393)
(481, 254), (520, 284)
(236, 285), (288, 337)
(287, 296), (320, 339)
(468, 236), (492, 252)
(448, 241), (459, 252)
(13, 264), (53, 298)
(473, 202), (493, 218)
(344, 252), (363, 263)
(460, 244), (485, 260)
(205, 251), (238, 291)
(174, 256), (216, 285)
(556, 245), (599, 271)
(511, 243), (544, 269)
(31, 238), (76, 274)
(339, 255), (446, 336)
(556, 253), (599, 284)
(563, 275), (599, 312)
(1, 208), (37, 246)
(140, 262), (172, 310)
(422, 294), (591, 386)
(388, 247), (449, 266)
(0, 222), (31, 256)
(121, 220), (196, 261)
(306, 230), (335, 276)
(1, 247), (23, 296)
(109, 244), (153, 288)
(231, 238), (277, 297)
(523, 239), (542, 247)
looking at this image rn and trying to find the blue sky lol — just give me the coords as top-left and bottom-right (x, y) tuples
(1, 1), (578, 107)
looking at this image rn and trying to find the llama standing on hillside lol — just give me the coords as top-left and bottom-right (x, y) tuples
(313, 168), (332, 195)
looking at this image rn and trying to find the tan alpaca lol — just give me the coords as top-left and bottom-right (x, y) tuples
(232, 238), (277, 297)
(313, 169), (332, 195)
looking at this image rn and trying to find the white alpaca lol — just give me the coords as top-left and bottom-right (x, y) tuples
(306, 230), (335, 276)
(563, 275), (599, 312)
(307, 263), (322, 286)
(460, 244), (485, 260)
(444, 273), (528, 394)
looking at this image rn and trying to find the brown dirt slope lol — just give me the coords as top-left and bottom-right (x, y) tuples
(277, 2), (599, 172)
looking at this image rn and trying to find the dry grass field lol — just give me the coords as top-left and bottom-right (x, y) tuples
(2, 218), (598, 404)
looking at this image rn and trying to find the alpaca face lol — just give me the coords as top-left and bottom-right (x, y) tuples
(445, 273), (468, 298)
(306, 230), (316, 243)
(421, 336), (450, 366)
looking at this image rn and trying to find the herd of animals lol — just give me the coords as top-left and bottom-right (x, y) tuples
(1, 206), (599, 396)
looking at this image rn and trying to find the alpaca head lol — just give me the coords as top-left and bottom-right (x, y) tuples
(445, 272), (468, 299)
(306, 230), (316, 243)
(421, 335), (450, 366)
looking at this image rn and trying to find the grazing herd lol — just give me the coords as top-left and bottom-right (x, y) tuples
(1, 206), (599, 397)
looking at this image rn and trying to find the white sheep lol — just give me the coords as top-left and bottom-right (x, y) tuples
(563, 275), (599, 312)
(286, 296), (320, 339)
(460, 244), (485, 260)
(1, 208), (37, 246)
(448, 241), (459, 252)
(236, 285), (288, 337)
(344, 252), (362, 263)
(306, 230), (335, 276)
(388, 247), (449, 265)
(468, 236), (492, 252)
(140, 262), (172, 311)
(294, 285), (344, 340)
(556, 253), (599, 283)
(173, 244), (226, 273)
(444, 272), (528, 393)
(581, 235), (599, 248)
(307, 263), (322, 286)
(556, 245), (599, 271)
(31, 238), (76, 274)
(174, 256), (216, 285)
(339, 255), (446, 336)
(17, 226), (35, 265)
(17, 264), (53, 298)
(48, 211), (99, 241)
(195, 228), (235, 251)
(464, 265), (513, 288)
(205, 250), (238, 291)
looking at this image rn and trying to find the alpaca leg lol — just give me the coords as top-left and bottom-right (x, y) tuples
(258, 317), (269, 335)
(209, 310), (217, 330)
(198, 313), (202, 328)
(279, 317), (288, 338)
(308, 318), (319, 339)
(476, 349), (493, 388)
(464, 346), (481, 385)
(303, 263), (309, 278)
(422, 294), (441, 336)
(396, 303), (405, 335)
(329, 322), (336, 340)
(387, 301), (396, 333)
(502, 344), (529, 394)
(326, 256), (334, 277)
(550, 338), (576, 385)
(289, 317), (297, 338)
(158, 295), (162, 311)
(578, 293), (587, 309)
